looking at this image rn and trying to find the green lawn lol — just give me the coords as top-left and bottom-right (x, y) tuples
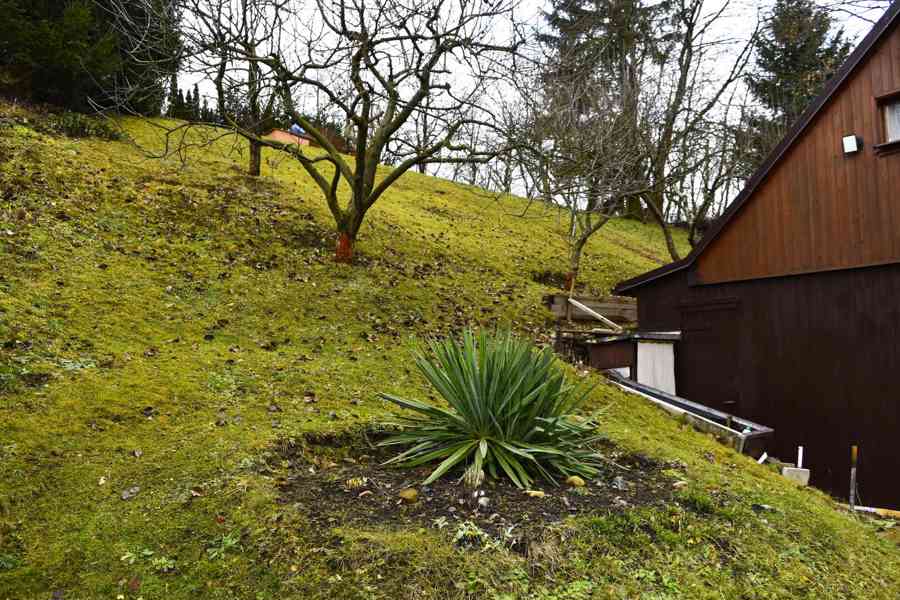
(1, 107), (897, 599)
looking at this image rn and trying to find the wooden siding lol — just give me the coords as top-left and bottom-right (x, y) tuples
(696, 22), (900, 285)
(587, 340), (635, 371)
(634, 266), (900, 508)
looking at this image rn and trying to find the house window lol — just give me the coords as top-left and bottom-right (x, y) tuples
(885, 99), (900, 143)
(875, 91), (900, 153)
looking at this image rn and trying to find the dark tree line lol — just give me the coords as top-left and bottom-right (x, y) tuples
(0, 0), (181, 114)
(166, 79), (218, 122)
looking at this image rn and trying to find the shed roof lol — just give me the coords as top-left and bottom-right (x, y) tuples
(615, 1), (900, 295)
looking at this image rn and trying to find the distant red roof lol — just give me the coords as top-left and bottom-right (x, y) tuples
(266, 129), (312, 146)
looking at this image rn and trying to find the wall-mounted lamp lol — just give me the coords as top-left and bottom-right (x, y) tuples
(842, 134), (861, 155)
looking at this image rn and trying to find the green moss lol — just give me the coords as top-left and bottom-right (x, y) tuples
(0, 106), (897, 599)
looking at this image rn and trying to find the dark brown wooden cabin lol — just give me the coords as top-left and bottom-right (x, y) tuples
(615, 2), (900, 508)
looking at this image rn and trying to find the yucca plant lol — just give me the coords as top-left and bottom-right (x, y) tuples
(379, 329), (603, 488)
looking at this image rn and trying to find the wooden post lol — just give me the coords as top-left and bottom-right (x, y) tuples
(849, 445), (858, 509)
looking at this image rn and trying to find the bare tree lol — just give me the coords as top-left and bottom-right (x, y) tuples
(668, 96), (746, 247)
(529, 0), (757, 263)
(384, 94), (440, 175)
(501, 42), (646, 300)
(112, 0), (522, 262)
(634, 0), (758, 260)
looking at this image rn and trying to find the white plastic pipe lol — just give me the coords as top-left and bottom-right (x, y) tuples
(567, 298), (623, 332)
(797, 446), (804, 469)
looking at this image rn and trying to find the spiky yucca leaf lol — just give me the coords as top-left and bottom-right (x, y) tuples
(379, 329), (603, 488)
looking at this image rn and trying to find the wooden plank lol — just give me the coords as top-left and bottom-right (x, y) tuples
(543, 294), (637, 323)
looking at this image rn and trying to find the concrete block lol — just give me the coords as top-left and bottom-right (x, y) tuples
(781, 467), (810, 486)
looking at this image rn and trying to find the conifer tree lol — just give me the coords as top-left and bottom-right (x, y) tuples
(739, 0), (852, 175)
(538, 0), (667, 219)
(192, 83), (202, 120)
(166, 73), (179, 117)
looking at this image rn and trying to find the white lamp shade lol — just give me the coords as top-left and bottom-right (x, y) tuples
(842, 135), (860, 154)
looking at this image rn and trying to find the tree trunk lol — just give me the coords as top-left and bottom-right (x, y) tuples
(688, 222), (700, 248)
(661, 223), (680, 261)
(564, 240), (585, 323)
(249, 140), (262, 177)
(643, 187), (681, 262)
(335, 232), (354, 263)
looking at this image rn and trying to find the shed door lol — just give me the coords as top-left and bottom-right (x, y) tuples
(677, 300), (741, 413)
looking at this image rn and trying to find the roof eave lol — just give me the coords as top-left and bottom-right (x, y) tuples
(614, 257), (690, 295)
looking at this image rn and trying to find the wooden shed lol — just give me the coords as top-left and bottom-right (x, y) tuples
(615, 2), (900, 508)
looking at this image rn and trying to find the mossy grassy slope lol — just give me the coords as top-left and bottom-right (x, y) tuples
(1, 108), (898, 600)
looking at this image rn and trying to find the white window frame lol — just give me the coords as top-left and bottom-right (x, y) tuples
(884, 99), (900, 144)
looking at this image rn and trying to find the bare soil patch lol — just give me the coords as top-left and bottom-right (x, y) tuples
(273, 433), (678, 552)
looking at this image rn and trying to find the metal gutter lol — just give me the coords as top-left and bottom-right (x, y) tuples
(606, 370), (774, 455)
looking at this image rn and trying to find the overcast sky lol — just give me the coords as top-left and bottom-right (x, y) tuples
(183, 0), (891, 98)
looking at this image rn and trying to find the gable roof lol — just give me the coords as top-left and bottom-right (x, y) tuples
(615, 1), (900, 295)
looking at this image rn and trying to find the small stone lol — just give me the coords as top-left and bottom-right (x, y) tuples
(477, 496), (490, 509)
(673, 480), (689, 489)
(612, 476), (627, 490)
(398, 488), (418, 503)
(132, 449), (143, 458)
(121, 486), (140, 500)
(268, 404), (282, 413)
(566, 475), (586, 488)
(525, 490), (546, 498)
